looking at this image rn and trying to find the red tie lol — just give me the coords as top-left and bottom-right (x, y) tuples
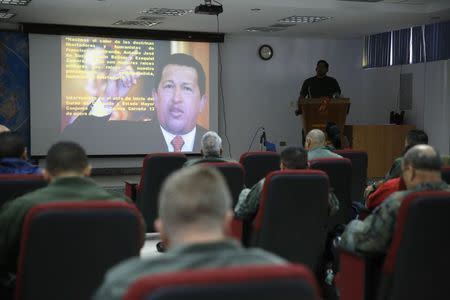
(171, 135), (185, 152)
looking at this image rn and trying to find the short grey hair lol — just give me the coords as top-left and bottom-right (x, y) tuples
(306, 129), (326, 146)
(158, 165), (232, 239)
(402, 144), (441, 171)
(201, 131), (222, 157)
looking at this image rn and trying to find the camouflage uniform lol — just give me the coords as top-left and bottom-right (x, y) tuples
(341, 181), (450, 254)
(234, 178), (340, 221)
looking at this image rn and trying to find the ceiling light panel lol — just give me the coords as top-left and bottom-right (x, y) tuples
(140, 8), (193, 16)
(0, 0), (31, 6)
(278, 16), (332, 24)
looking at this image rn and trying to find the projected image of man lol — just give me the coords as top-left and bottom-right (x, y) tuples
(153, 54), (208, 152)
(62, 53), (208, 153)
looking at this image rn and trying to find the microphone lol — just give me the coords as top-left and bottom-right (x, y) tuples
(308, 86), (312, 98)
(259, 128), (266, 146)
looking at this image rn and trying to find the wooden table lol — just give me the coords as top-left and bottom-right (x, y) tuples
(344, 124), (415, 178)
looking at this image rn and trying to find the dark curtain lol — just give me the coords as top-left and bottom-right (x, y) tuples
(411, 26), (425, 64)
(424, 20), (450, 62)
(392, 28), (410, 65)
(364, 32), (391, 68)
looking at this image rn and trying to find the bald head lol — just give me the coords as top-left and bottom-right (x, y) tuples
(403, 144), (441, 171)
(0, 125), (10, 134)
(402, 145), (442, 189)
(305, 129), (326, 150)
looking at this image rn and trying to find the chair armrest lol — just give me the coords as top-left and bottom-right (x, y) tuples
(125, 182), (138, 202)
(335, 248), (384, 300)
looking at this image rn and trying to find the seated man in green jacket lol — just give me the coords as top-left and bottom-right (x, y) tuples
(341, 145), (449, 254)
(184, 131), (235, 167)
(0, 141), (127, 275)
(305, 129), (342, 161)
(234, 146), (339, 221)
(364, 129), (428, 198)
(93, 165), (286, 300)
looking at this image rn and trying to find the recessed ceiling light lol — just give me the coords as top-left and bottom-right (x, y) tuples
(113, 20), (161, 27)
(278, 16), (332, 24)
(0, 0), (31, 6)
(0, 12), (15, 18)
(245, 27), (284, 33)
(140, 8), (193, 16)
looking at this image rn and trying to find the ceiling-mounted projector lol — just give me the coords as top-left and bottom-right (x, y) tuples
(195, 0), (223, 15)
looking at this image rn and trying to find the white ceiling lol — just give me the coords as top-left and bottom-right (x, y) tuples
(1, 0), (450, 38)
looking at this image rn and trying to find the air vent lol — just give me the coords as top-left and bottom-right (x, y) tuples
(278, 16), (332, 24)
(135, 16), (165, 22)
(113, 20), (161, 27)
(0, 0), (31, 5)
(140, 8), (193, 16)
(245, 27), (285, 33)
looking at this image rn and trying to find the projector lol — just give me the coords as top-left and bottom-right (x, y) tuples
(194, 4), (223, 15)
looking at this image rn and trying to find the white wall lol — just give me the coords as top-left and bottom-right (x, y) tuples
(360, 60), (450, 154)
(219, 34), (363, 158)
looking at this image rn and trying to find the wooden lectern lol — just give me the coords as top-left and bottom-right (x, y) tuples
(298, 98), (350, 134)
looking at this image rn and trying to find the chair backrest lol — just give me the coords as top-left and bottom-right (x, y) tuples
(239, 151), (280, 187)
(0, 174), (48, 208)
(334, 150), (368, 204)
(136, 153), (186, 232)
(251, 170), (329, 274)
(124, 264), (320, 300)
(309, 158), (352, 228)
(206, 162), (245, 207)
(15, 201), (144, 300)
(442, 166), (450, 184)
(380, 191), (450, 300)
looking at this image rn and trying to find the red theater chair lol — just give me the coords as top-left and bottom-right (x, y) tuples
(239, 151), (280, 187)
(309, 158), (352, 228)
(124, 264), (320, 300)
(125, 153), (186, 232)
(336, 191), (450, 300)
(0, 174), (48, 208)
(442, 166), (450, 184)
(249, 170), (330, 275)
(14, 201), (144, 300)
(206, 162), (245, 207)
(334, 150), (368, 204)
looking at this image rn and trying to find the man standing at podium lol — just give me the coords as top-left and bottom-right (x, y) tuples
(299, 60), (341, 99)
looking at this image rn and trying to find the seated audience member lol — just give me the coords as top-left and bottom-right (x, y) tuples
(365, 129), (428, 197)
(305, 129), (342, 161)
(93, 166), (286, 300)
(325, 122), (341, 150)
(0, 141), (128, 274)
(0, 125), (10, 134)
(340, 145), (449, 254)
(234, 146), (339, 221)
(184, 131), (235, 167)
(0, 132), (41, 175)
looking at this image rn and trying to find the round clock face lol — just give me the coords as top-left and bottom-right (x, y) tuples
(259, 45), (273, 60)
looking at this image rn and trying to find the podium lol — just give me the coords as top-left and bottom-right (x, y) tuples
(298, 98), (350, 134)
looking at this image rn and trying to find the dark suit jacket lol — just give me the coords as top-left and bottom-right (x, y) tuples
(61, 115), (207, 154)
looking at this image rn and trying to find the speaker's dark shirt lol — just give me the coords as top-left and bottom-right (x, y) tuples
(300, 76), (341, 98)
